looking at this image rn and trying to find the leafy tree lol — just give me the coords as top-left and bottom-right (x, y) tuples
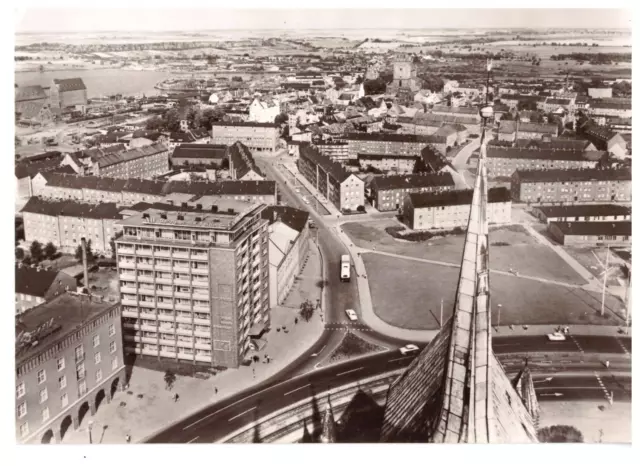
(299, 299), (315, 322)
(145, 116), (164, 131)
(537, 425), (584, 443)
(163, 108), (182, 132)
(420, 74), (445, 92)
(15, 248), (25, 261)
(612, 80), (631, 97)
(30, 240), (43, 263)
(354, 75), (364, 85)
(44, 242), (58, 260)
(274, 113), (288, 126)
(231, 76), (243, 82)
(363, 78), (386, 96)
(164, 370), (177, 391)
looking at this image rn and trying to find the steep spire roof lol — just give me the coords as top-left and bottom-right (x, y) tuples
(512, 360), (541, 429)
(381, 120), (538, 443)
(319, 397), (337, 443)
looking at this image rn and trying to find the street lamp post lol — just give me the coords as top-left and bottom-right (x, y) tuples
(497, 304), (502, 328)
(88, 420), (94, 444)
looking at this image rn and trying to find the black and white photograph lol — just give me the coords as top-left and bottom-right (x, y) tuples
(8, 4), (634, 453)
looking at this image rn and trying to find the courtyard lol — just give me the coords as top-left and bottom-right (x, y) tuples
(362, 253), (625, 331)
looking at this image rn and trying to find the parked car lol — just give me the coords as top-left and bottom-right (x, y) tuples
(345, 309), (358, 321)
(547, 332), (566, 341)
(399, 344), (420, 355)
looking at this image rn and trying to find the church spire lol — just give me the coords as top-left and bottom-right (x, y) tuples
(319, 396), (337, 443)
(380, 60), (538, 443)
(512, 359), (541, 429)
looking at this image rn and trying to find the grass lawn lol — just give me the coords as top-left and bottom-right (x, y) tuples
(343, 221), (587, 285)
(564, 246), (628, 287)
(325, 332), (386, 366)
(362, 253), (625, 331)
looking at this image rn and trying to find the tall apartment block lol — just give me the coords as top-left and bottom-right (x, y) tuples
(115, 199), (270, 369)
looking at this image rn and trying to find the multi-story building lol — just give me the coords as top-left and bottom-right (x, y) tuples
(588, 87), (613, 99)
(512, 137), (597, 152)
(531, 204), (631, 224)
(32, 173), (278, 207)
(49, 78), (88, 111)
(261, 206), (310, 309)
(358, 153), (418, 174)
(398, 113), (481, 136)
(171, 144), (228, 168)
(511, 167), (632, 204)
(344, 133), (431, 159)
(582, 124), (628, 159)
(386, 55), (421, 94)
(248, 98), (280, 123)
(370, 172), (455, 212)
(15, 292), (125, 444)
(93, 143), (170, 179)
(588, 100), (632, 125)
(228, 141), (264, 181)
(15, 264), (77, 315)
(314, 141), (350, 162)
(548, 221), (631, 247)
(402, 187), (512, 230)
(21, 197), (124, 255)
(486, 146), (602, 178)
(497, 121), (558, 142)
(297, 144), (365, 212)
(211, 122), (279, 153)
(115, 200), (270, 369)
(430, 106), (480, 123)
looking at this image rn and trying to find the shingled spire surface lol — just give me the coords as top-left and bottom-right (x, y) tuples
(512, 361), (541, 429)
(319, 397), (337, 443)
(380, 119), (538, 444)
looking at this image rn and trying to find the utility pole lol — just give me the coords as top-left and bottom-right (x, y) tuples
(497, 304), (502, 328)
(624, 267), (631, 333)
(440, 298), (443, 328)
(601, 246), (610, 317)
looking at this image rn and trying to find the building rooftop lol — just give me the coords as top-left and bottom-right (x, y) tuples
(172, 143), (228, 160)
(487, 146), (604, 162)
(536, 204), (631, 219)
(96, 142), (169, 169)
(345, 132), (431, 144)
(20, 196), (123, 220)
(408, 187), (511, 208)
(53, 77), (86, 92)
(16, 293), (116, 365)
(15, 264), (71, 298)
(515, 167), (632, 183)
(228, 141), (263, 179)
(372, 173), (455, 191)
(15, 85), (48, 102)
(550, 221), (631, 237)
(512, 138), (591, 152)
(211, 121), (277, 128)
(431, 106), (478, 115)
(299, 143), (352, 183)
(261, 205), (310, 233)
(498, 121), (557, 135)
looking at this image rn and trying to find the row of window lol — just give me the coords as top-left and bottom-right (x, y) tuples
(17, 356), (120, 439)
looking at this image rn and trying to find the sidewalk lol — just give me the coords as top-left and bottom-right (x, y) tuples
(60, 244), (325, 445)
(494, 324), (630, 337)
(281, 162), (341, 217)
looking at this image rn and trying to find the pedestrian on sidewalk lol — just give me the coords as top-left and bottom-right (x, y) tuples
(295, 317), (298, 324)
(125, 434), (131, 444)
(214, 387), (218, 395)
(316, 299), (321, 310)
(252, 367), (256, 379)
(174, 393), (180, 403)
(605, 360), (610, 368)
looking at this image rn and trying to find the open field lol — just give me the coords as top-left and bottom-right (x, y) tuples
(343, 220), (587, 285)
(362, 253), (625, 331)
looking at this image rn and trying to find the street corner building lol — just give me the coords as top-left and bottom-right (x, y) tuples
(115, 198), (271, 369)
(15, 293), (126, 444)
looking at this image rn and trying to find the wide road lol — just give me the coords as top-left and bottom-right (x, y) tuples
(146, 336), (631, 444)
(255, 155), (408, 374)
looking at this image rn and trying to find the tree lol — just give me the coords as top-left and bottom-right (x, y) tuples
(274, 113), (288, 126)
(163, 108), (182, 132)
(363, 78), (387, 96)
(299, 299), (315, 322)
(44, 242), (58, 260)
(164, 370), (177, 391)
(420, 74), (445, 92)
(145, 116), (164, 131)
(537, 425), (584, 443)
(75, 239), (95, 263)
(30, 241), (43, 263)
(354, 75), (364, 85)
(15, 248), (25, 261)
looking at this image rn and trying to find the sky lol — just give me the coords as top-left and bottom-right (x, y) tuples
(15, 7), (631, 33)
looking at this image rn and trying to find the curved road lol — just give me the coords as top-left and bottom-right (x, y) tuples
(146, 334), (631, 443)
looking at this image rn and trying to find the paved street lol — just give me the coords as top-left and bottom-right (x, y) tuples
(145, 337), (631, 443)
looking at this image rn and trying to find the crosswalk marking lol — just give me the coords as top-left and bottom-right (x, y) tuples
(593, 371), (611, 401)
(570, 335), (584, 353)
(615, 337), (631, 357)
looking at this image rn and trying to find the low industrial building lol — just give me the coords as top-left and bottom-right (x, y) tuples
(171, 144), (228, 168)
(370, 173), (455, 212)
(15, 293), (125, 444)
(403, 187), (512, 230)
(297, 144), (365, 212)
(531, 204), (631, 224)
(548, 221), (631, 247)
(15, 264), (77, 315)
(511, 168), (632, 204)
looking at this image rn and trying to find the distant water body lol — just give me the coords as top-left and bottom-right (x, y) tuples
(15, 69), (171, 98)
